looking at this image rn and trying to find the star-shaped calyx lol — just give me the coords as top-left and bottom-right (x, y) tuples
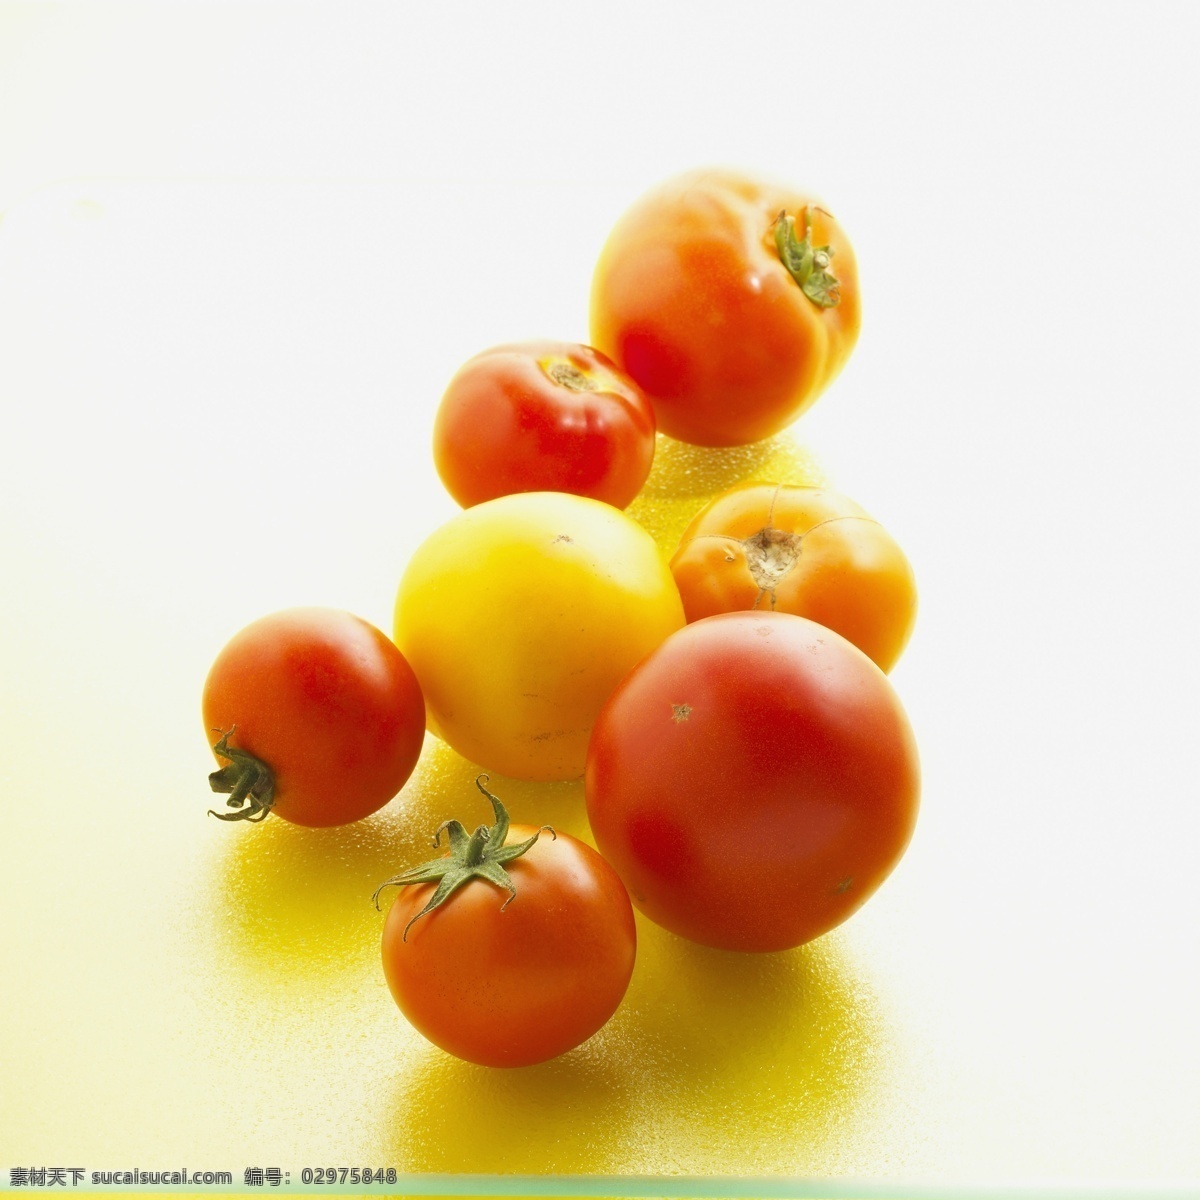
(773, 207), (841, 309)
(372, 774), (554, 941)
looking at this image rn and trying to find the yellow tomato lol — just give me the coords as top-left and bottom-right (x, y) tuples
(394, 492), (685, 781)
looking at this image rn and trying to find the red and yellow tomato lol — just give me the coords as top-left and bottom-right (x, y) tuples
(590, 169), (861, 446)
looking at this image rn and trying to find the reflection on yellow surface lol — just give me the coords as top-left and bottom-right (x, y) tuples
(628, 432), (827, 554)
(383, 901), (878, 1177)
(206, 739), (594, 985)
(202, 737), (880, 1176)
(0, 409), (883, 1180)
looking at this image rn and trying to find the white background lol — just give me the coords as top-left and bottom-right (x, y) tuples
(1, 2), (1199, 1189)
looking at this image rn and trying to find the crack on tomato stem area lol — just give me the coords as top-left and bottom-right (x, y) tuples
(544, 361), (597, 392)
(742, 525), (802, 604)
(671, 703), (693, 723)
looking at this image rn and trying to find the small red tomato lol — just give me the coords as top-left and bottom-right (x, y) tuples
(432, 341), (656, 509)
(377, 776), (636, 1067)
(202, 608), (425, 827)
(586, 612), (919, 952)
(670, 483), (917, 672)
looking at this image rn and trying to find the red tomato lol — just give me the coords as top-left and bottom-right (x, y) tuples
(378, 778), (636, 1067)
(590, 170), (861, 446)
(670, 483), (917, 672)
(585, 612), (919, 952)
(202, 608), (425, 827)
(433, 341), (656, 509)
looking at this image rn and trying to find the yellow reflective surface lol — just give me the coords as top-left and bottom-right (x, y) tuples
(1, 182), (1198, 1193)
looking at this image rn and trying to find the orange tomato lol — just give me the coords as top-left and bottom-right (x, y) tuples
(590, 169), (861, 446)
(670, 484), (916, 673)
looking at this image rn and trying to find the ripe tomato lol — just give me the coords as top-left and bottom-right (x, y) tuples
(202, 608), (425, 827)
(393, 491), (685, 781)
(585, 612), (919, 952)
(433, 341), (656, 510)
(378, 776), (636, 1067)
(670, 483), (917, 672)
(590, 169), (861, 447)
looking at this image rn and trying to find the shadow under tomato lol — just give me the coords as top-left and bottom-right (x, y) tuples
(378, 917), (883, 1176)
(628, 431), (828, 554)
(196, 738), (591, 985)
(400, 737), (593, 845)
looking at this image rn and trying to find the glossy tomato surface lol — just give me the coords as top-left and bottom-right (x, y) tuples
(590, 170), (861, 446)
(433, 341), (655, 509)
(393, 492), (685, 781)
(585, 612), (919, 952)
(202, 608), (425, 826)
(671, 483), (917, 672)
(381, 824), (636, 1067)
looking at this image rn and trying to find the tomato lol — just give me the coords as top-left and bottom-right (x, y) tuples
(590, 169), (861, 447)
(202, 608), (425, 827)
(377, 776), (636, 1067)
(670, 483), (917, 672)
(433, 341), (656, 510)
(585, 612), (919, 952)
(393, 491), (685, 781)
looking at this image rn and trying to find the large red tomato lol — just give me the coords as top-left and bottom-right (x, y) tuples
(432, 341), (655, 509)
(590, 170), (861, 447)
(378, 777), (636, 1067)
(202, 608), (425, 827)
(585, 612), (919, 952)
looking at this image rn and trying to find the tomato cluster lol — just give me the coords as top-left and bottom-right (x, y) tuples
(200, 169), (920, 1068)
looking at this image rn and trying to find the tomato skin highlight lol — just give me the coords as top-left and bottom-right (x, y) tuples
(380, 825), (637, 1067)
(670, 483), (918, 672)
(393, 491), (685, 782)
(585, 612), (919, 952)
(202, 608), (425, 827)
(433, 341), (656, 510)
(590, 170), (861, 447)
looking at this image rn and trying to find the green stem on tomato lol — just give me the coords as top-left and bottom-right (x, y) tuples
(372, 775), (554, 941)
(772, 208), (841, 309)
(207, 726), (275, 822)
